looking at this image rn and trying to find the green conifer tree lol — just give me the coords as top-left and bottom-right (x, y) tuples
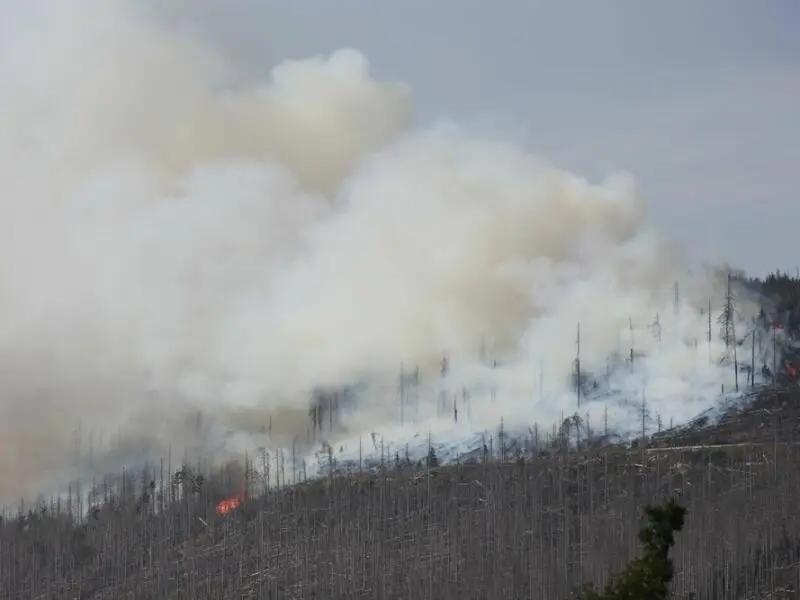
(579, 498), (687, 600)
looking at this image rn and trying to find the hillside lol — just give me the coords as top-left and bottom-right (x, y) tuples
(0, 4), (798, 597)
(2, 271), (799, 599)
(2, 382), (800, 600)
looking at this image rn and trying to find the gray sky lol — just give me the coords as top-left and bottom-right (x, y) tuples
(185, 0), (798, 276)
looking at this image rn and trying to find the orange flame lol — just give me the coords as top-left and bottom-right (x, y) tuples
(215, 478), (247, 516)
(215, 496), (242, 515)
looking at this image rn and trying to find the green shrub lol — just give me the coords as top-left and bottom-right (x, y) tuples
(579, 498), (687, 600)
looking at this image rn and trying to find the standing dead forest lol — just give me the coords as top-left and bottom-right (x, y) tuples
(2, 270), (800, 600)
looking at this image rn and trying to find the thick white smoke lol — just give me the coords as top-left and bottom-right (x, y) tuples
(0, 1), (763, 504)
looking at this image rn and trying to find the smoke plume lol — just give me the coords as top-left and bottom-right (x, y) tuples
(0, 1), (763, 504)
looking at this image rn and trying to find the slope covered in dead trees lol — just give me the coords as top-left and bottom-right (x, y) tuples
(2, 384), (800, 599)
(2, 270), (800, 599)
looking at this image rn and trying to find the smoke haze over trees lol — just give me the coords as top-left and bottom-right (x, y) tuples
(0, 0), (790, 505)
(1, 3), (799, 597)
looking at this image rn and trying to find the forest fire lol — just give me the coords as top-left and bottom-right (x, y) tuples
(215, 480), (246, 516)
